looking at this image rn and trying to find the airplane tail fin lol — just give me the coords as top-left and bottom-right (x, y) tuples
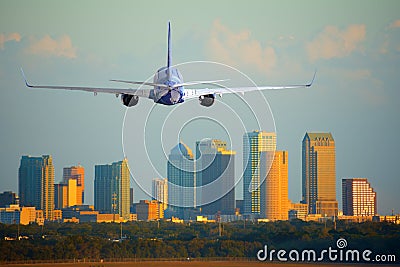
(167, 21), (171, 79)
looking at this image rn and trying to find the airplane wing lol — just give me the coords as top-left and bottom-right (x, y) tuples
(184, 71), (316, 100)
(21, 69), (151, 98)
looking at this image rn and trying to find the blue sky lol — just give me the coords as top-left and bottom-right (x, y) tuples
(1, 0), (399, 214)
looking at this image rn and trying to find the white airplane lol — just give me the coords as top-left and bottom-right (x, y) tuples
(21, 22), (315, 107)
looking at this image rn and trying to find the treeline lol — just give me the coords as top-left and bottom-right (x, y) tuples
(0, 220), (399, 261)
(0, 236), (262, 261)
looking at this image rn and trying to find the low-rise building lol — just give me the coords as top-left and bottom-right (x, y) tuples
(20, 206), (37, 225)
(372, 215), (400, 224)
(196, 215), (216, 223)
(304, 214), (322, 222)
(169, 216), (184, 223)
(288, 202), (308, 221)
(60, 205), (133, 223)
(130, 213), (137, 221)
(0, 204), (43, 225)
(135, 200), (163, 221)
(337, 215), (372, 222)
(53, 209), (62, 221)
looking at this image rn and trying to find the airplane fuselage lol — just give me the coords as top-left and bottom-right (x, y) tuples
(152, 67), (185, 105)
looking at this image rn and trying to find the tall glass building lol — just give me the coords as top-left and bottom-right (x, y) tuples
(167, 142), (197, 219)
(243, 131), (276, 215)
(18, 155), (54, 220)
(94, 159), (130, 220)
(196, 139), (236, 215)
(302, 132), (338, 216)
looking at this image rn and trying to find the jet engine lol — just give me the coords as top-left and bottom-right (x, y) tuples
(121, 94), (139, 107)
(199, 94), (215, 107)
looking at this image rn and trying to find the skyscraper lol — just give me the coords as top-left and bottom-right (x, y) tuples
(55, 165), (84, 209)
(18, 155), (54, 220)
(260, 150), (288, 220)
(196, 139), (236, 215)
(167, 142), (197, 219)
(63, 165), (84, 204)
(67, 179), (77, 207)
(152, 178), (168, 211)
(54, 183), (67, 209)
(342, 178), (377, 216)
(94, 159), (130, 220)
(302, 132), (338, 216)
(243, 131), (276, 215)
(54, 180), (78, 209)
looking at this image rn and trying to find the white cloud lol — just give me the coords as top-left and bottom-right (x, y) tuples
(27, 35), (77, 58)
(307, 24), (366, 61)
(206, 20), (276, 73)
(0, 33), (21, 49)
(390, 19), (400, 28)
(380, 19), (400, 54)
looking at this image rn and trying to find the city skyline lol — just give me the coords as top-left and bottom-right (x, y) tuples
(6, 127), (396, 216)
(1, 1), (399, 215)
(6, 131), (390, 223)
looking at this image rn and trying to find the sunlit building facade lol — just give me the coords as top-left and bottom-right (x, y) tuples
(243, 131), (276, 215)
(302, 133), (338, 216)
(288, 202), (309, 221)
(55, 166), (84, 209)
(136, 200), (163, 221)
(260, 150), (288, 220)
(63, 165), (84, 204)
(342, 178), (377, 216)
(0, 205), (41, 225)
(152, 178), (168, 211)
(67, 179), (77, 207)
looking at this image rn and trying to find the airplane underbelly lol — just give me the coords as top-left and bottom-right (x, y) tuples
(156, 91), (184, 105)
(153, 66), (184, 105)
